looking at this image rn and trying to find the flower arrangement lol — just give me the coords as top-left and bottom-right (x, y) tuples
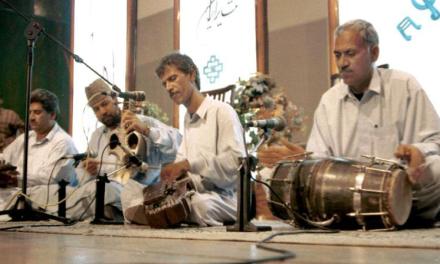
(138, 100), (169, 124)
(232, 73), (307, 151)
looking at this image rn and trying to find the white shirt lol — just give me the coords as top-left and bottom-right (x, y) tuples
(2, 123), (78, 186)
(77, 115), (182, 186)
(307, 68), (440, 160)
(177, 97), (246, 194)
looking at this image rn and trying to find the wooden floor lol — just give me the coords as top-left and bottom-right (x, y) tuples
(1, 231), (439, 263)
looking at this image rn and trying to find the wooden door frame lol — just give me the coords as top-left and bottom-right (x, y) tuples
(328, 0), (339, 77)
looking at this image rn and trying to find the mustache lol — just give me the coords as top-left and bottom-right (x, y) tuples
(340, 66), (351, 73)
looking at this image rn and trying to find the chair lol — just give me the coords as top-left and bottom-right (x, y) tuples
(201, 84), (236, 103)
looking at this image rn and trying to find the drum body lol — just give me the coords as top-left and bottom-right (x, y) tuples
(269, 157), (412, 230)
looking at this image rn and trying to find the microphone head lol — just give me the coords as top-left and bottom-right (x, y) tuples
(272, 117), (286, 131)
(118, 91), (146, 101)
(87, 151), (98, 159)
(134, 91), (146, 101)
(245, 117), (286, 131)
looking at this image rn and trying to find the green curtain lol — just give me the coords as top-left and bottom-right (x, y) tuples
(0, 0), (72, 132)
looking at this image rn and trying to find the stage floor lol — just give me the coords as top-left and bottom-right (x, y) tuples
(1, 220), (439, 263)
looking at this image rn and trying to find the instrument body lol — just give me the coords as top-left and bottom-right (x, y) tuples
(269, 157), (412, 230)
(142, 176), (194, 228)
(0, 162), (18, 188)
(109, 98), (147, 184)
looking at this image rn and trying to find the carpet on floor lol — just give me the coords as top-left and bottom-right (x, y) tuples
(0, 220), (439, 249)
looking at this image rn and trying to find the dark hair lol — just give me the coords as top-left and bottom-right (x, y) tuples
(30, 89), (60, 115)
(155, 52), (201, 90)
(335, 19), (379, 47)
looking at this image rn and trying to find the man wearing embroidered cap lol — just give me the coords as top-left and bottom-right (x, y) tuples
(75, 78), (181, 221)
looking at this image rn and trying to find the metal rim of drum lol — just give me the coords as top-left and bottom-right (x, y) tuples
(386, 168), (412, 226)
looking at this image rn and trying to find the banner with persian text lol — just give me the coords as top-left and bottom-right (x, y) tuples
(180, 0), (257, 92)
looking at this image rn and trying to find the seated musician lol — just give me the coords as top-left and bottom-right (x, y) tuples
(65, 79), (182, 220)
(258, 19), (440, 225)
(0, 81), (181, 221)
(125, 53), (246, 227)
(0, 89), (77, 211)
(0, 97), (24, 153)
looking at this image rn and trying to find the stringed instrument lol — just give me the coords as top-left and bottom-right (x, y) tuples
(142, 175), (194, 228)
(108, 95), (147, 184)
(0, 161), (18, 188)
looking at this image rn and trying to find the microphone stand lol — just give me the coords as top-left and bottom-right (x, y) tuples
(0, 18), (69, 223)
(91, 169), (124, 225)
(91, 138), (137, 225)
(57, 179), (68, 218)
(227, 128), (272, 232)
(0, 0), (125, 224)
(0, 0), (124, 94)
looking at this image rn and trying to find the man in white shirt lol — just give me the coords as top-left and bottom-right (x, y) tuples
(1, 81), (182, 222)
(0, 89), (77, 211)
(258, 19), (440, 224)
(65, 79), (182, 221)
(125, 53), (246, 227)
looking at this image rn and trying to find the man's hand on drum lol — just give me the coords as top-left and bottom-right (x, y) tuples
(394, 144), (426, 185)
(121, 110), (150, 136)
(160, 160), (190, 184)
(257, 139), (305, 168)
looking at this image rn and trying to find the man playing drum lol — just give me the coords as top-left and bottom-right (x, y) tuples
(259, 19), (440, 226)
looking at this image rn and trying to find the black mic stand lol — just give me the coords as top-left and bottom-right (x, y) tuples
(57, 179), (68, 218)
(227, 128), (272, 232)
(57, 158), (84, 218)
(91, 167), (126, 225)
(0, 19), (69, 224)
(0, 0), (125, 98)
(0, 0), (126, 224)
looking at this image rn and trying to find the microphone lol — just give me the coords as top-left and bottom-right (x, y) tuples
(62, 152), (97, 161)
(116, 91), (146, 101)
(246, 117), (286, 131)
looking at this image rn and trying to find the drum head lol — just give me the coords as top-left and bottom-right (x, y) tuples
(387, 169), (412, 226)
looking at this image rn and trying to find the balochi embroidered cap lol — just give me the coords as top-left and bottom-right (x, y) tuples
(85, 79), (113, 106)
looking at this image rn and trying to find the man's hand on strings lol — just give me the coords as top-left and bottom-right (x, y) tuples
(0, 169), (18, 188)
(160, 160), (190, 184)
(83, 158), (101, 176)
(121, 110), (150, 136)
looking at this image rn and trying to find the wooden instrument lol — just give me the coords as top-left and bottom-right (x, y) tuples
(0, 162), (18, 188)
(269, 157), (412, 230)
(109, 97), (147, 184)
(142, 175), (194, 228)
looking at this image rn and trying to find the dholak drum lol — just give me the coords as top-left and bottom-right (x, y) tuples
(268, 157), (412, 230)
